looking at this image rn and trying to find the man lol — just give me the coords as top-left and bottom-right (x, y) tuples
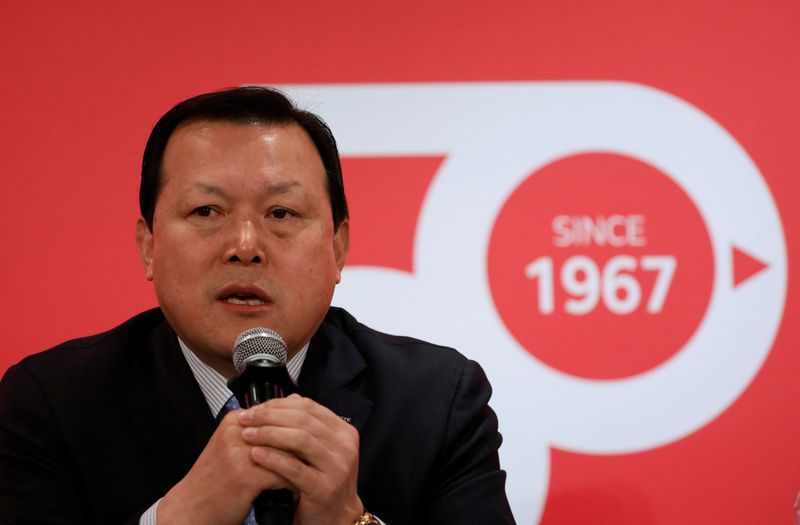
(0, 87), (515, 524)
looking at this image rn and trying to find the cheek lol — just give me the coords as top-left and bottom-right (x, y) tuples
(282, 242), (338, 294)
(150, 233), (208, 290)
(300, 240), (339, 276)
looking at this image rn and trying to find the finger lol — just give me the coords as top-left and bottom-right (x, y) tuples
(251, 427), (359, 484)
(241, 413), (359, 474)
(247, 449), (298, 492)
(250, 442), (361, 522)
(265, 394), (349, 428)
(241, 425), (328, 463)
(212, 412), (309, 486)
(160, 415), (297, 524)
(239, 395), (350, 436)
(251, 445), (317, 490)
(239, 409), (331, 450)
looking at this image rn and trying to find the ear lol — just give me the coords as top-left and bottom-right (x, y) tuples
(135, 217), (155, 281)
(332, 218), (350, 284)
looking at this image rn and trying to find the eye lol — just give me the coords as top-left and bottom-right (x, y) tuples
(270, 208), (293, 220)
(192, 206), (215, 217)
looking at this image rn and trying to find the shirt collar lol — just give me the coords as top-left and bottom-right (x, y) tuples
(177, 337), (308, 416)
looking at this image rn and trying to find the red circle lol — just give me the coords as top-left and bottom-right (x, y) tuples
(488, 153), (714, 379)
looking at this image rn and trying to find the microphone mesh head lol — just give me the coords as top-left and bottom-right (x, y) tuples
(232, 327), (287, 372)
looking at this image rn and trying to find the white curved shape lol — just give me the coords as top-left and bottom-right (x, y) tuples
(281, 82), (787, 524)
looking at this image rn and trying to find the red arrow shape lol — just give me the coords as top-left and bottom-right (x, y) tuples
(732, 245), (769, 287)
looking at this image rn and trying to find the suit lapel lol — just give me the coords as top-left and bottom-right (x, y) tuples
(299, 312), (374, 434)
(123, 319), (216, 486)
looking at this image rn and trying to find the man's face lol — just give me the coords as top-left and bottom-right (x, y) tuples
(136, 120), (349, 377)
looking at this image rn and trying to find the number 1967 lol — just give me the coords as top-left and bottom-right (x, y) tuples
(525, 255), (677, 315)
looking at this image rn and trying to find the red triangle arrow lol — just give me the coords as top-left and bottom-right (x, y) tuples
(732, 245), (769, 287)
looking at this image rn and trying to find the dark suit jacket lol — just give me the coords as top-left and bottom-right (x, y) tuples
(0, 307), (514, 524)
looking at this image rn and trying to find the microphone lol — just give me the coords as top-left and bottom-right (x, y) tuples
(227, 328), (297, 525)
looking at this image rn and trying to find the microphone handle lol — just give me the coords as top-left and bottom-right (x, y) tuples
(228, 362), (297, 525)
(253, 489), (294, 525)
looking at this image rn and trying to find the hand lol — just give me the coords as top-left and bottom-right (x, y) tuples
(238, 394), (363, 525)
(156, 406), (290, 525)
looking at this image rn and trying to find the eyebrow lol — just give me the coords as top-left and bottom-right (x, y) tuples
(186, 181), (304, 199)
(191, 183), (229, 198)
(258, 181), (303, 197)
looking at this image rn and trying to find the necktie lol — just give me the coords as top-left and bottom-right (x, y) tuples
(217, 393), (243, 423)
(218, 395), (258, 525)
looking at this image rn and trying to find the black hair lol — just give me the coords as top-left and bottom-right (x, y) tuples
(140, 86), (348, 231)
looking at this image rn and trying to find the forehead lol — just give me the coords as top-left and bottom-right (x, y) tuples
(160, 119), (327, 193)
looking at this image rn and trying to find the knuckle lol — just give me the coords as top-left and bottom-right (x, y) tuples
(223, 444), (241, 464)
(286, 393), (303, 403)
(296, 411), (315, 427)
(296, 430), (314, 450)
(218, 411), (237, 428)
(340, 425), (360, 450)
(296, 395), (314, 410)
(284, 458), (304, 479)
(329, 460), (348, 479)
(223, 425), (243, 443)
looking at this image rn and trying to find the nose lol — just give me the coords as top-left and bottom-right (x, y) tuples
(224, 218), (266, 265)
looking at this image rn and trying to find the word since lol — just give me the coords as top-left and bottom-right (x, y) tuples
(552, 215), (646, 247)
(525, 255), (676, 315)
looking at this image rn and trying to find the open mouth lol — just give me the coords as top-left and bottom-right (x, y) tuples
(224, 295), (266, 306)
(217, 284), (271, 307)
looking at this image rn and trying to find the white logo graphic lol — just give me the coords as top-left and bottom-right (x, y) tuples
(282, 82), (787, 523)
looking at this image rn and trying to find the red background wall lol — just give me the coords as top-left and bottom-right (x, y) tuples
(1, 1), (798, 523)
